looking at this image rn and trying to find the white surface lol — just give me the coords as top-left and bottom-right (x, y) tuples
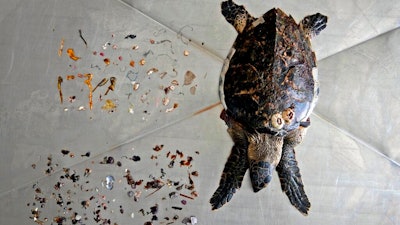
(0, 0), (399, 224)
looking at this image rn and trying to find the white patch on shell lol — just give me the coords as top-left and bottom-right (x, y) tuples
(219, 47), (236, 110)
(251, 16), (265, 27)
(303, 67), (319, 121)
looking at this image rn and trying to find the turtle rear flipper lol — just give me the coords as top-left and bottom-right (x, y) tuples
(210, 144), (249, 210)
(300, 13), (328, 37)
(276, 127), (310, 215)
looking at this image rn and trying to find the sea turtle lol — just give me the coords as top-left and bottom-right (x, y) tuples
(210, 0), (327, 215)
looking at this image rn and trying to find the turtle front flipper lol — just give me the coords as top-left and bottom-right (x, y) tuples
(221, 0), (255, 33)
(300, 13), (328, 38)
(276, 126), (310, 215)
(210, 144), (249, 210)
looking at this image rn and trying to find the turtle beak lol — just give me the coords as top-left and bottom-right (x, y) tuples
(249, 160), (274, 192)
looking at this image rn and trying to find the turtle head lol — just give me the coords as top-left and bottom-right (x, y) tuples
(221, 0), (253, 33)
(247, 133), (283, 192)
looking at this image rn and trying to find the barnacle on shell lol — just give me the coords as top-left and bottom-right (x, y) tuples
(271, 113), (284, 129)
(282, 108), (295, 124)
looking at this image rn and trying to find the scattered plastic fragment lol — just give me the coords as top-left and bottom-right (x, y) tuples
(164, 85), (175, 94)
(153, 145), (164, 152)
(66, 48), (81, 61)
(128, 105), (134, 114)
(57, 76), (63, 104)
(104, 77), (116, 95)
(78, 29), (87, 47)
(103, 42), (111, 50)
(101, 99), (117, 112)
(159, 72), (167, 79)
(182, 216), (198, 225)
(162, 97), (170, 106)
(84, 168), (91, 177)
(81, 152), (90, 158)
(58, 38), (64, 56)
(171, 80), (179, 86)
(184, 71), (196, 85)
(66, 75), (75, 80)
(190, 85), (197, 95)
(61, 149), (70, 156)
(75, 214), (82, 221)
(125, 34), (137, 39)
(68, 96), (76, 103)
(183, 50), (189, 56)
(139, 59), (146, 66)
(129, 60), (135, 67)
(166, 103), (179, 113)
(104, 58), (110, 66)
(150, 204), (159, 214)
(132, 81), (140, 91)
(179, 193), (194, 200)
(83, 73), (93, 110)
(147, 68), (159, 75)
(93, 78), (108, 93)
(102, 175), (115, 190)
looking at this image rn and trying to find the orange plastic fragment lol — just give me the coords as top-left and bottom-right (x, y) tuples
(83, 73), (93, 110)
(66, 75), (75, 80)
(58, 39), (64, 56)
(66, 48), (81, 61)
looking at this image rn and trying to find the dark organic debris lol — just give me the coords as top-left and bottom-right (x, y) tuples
(61, 149), (70, 156)
(78, 29), (87, 47)
(125, 34), (137, 39)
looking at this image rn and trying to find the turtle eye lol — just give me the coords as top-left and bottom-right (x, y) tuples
(271, 113), (284, 129)
(282, 108), (295, 124)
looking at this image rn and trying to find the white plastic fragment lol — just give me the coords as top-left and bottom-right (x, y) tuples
(183, 216), (198, 225)
(191, 216), (198, 224)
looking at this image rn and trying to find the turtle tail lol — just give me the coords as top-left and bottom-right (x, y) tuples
(210, 144), (249, 210)
(249, 160), (274, 192)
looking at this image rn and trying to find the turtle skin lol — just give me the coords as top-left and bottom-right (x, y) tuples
(210, 0), (327, 215)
